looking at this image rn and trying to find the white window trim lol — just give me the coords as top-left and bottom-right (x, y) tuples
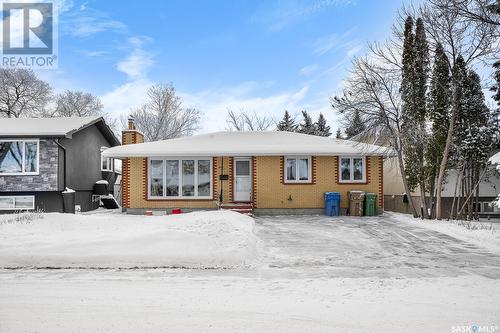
(0, 139), (40, 176)
(100, 147), (114, 172)
(338, 156), (367, 183)
(148, 157), (213, 200)
(284, 156), (312, 183)
(0, 195), (35, 210)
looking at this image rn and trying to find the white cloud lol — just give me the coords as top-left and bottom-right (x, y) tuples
(100, 36), (155, 119)
(252, 0), (353, 32)
(61, 6), (126, 37)
(312, 28), (360, 56)
(300, 64), (321, 76)
(116, 36), (155, 80)
(180, 83), (311, 133)
(100, 78), (152, 119)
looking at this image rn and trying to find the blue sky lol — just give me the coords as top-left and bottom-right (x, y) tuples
(40, 0), (405, 133)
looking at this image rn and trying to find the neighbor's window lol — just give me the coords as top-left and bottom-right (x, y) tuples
(339, 157), (366, 183)
(100, 147), (114, 172)
(285, 156), (311, 183)
(0, 196), (35, 210)
(0, 140), (39, 175)
(149, 158), (212, 199)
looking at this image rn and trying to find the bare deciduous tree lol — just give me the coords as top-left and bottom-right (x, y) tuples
(432, 0), (500, 27)
(225, 108), (275, 131)
(128, 84), (200, 142)
(51, 90), (104, 117)
(331, 52), (420, 217)
(0, 68), (52, 118)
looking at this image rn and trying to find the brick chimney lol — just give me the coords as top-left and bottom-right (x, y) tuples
(122, 115), (144, 145)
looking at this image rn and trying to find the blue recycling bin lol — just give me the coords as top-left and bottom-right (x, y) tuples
(324, 192), (341, 216)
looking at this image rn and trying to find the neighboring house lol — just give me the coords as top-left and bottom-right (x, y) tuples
(349, 130), (500, 217)
(0, 116), (120, 213)
(102, 119), (387, 215)
(384, 159), (500, 217)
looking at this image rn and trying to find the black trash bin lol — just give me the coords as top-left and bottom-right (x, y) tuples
(62, 188), (75, 214)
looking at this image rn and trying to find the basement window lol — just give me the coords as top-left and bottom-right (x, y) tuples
(0, 196), (35, 210)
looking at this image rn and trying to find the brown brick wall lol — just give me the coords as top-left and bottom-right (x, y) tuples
(124, 155), (384, 210)
(254, 156), (383, 209)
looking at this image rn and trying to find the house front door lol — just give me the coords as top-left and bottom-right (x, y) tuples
(233, 158), (252, 202)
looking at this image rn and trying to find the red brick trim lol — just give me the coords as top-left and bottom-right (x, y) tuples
(252, 157), (257, 208)
(228, 157), (234, 202)
(335, 156), (339, 184)
(280, 156), (284, 184)
(142, 158), (147, 201)
(213, 157), (218, 202)
(312, 156), (317, 184)
(378, 156), (384, 209)
(366, 157), (371, 184)
(122, 158), (130, 208)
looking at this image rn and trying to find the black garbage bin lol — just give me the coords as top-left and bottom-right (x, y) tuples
(62, 188), (75, 214)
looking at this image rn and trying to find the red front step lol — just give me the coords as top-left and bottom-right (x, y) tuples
(220, 202), (253, 216)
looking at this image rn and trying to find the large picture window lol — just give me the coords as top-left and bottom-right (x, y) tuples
(0, 140), (39, 175)
(285, 156), (311, 183)
(149, 158), (212, 199)
(339, 156), (366, 183)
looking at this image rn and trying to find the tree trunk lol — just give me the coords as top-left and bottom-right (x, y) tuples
(420, 183), (429, 219)
(436, 83), (458, 220)
(457, 164), (489, 219)
(449, 165), (463, 220)
(397, 148), (419, 217)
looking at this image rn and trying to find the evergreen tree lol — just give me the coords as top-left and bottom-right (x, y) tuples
(276, 110), (297, 132)
(345, 110), (365, 138)
(298, 110), (316, 135)
(492, 61), (500, 106)
(400, 16), (430, 217)
(452, 68), (497, 219)
(426, 43), (451, 200)
(335, 128), (343, 139)
(315, 113), (331, 137)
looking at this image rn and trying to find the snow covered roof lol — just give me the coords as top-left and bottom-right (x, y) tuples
(0, 116), (120, 146)
(103, 131), (389, 158)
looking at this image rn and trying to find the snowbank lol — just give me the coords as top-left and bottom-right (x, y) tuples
(0, 210), (258, 269)
(387, 212), (500, 253)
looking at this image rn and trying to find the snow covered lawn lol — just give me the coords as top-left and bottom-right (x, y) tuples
(388, 211), (500, 253)
(1, 213), (499, 332)
(0, 210), (258, 269)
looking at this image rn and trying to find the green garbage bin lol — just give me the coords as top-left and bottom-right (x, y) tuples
(364, 193), (377, 216)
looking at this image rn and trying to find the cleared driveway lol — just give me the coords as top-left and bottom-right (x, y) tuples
(255, 214), (500, 279)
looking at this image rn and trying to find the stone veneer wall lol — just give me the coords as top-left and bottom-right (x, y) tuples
(0, 139), (58, 191)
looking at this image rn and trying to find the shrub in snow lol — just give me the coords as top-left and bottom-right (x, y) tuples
(0, 209), (44, 225)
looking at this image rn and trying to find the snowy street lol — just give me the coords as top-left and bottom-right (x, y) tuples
(1, 213), (499, 332)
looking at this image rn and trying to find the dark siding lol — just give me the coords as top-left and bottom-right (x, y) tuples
(0, 191), (63, 214)
(58, 124), (119, 212)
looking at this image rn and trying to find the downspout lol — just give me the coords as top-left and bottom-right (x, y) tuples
(53, 139), (66, 189)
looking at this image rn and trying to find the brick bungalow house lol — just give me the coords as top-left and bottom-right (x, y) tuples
(103, 120), (387, 215)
